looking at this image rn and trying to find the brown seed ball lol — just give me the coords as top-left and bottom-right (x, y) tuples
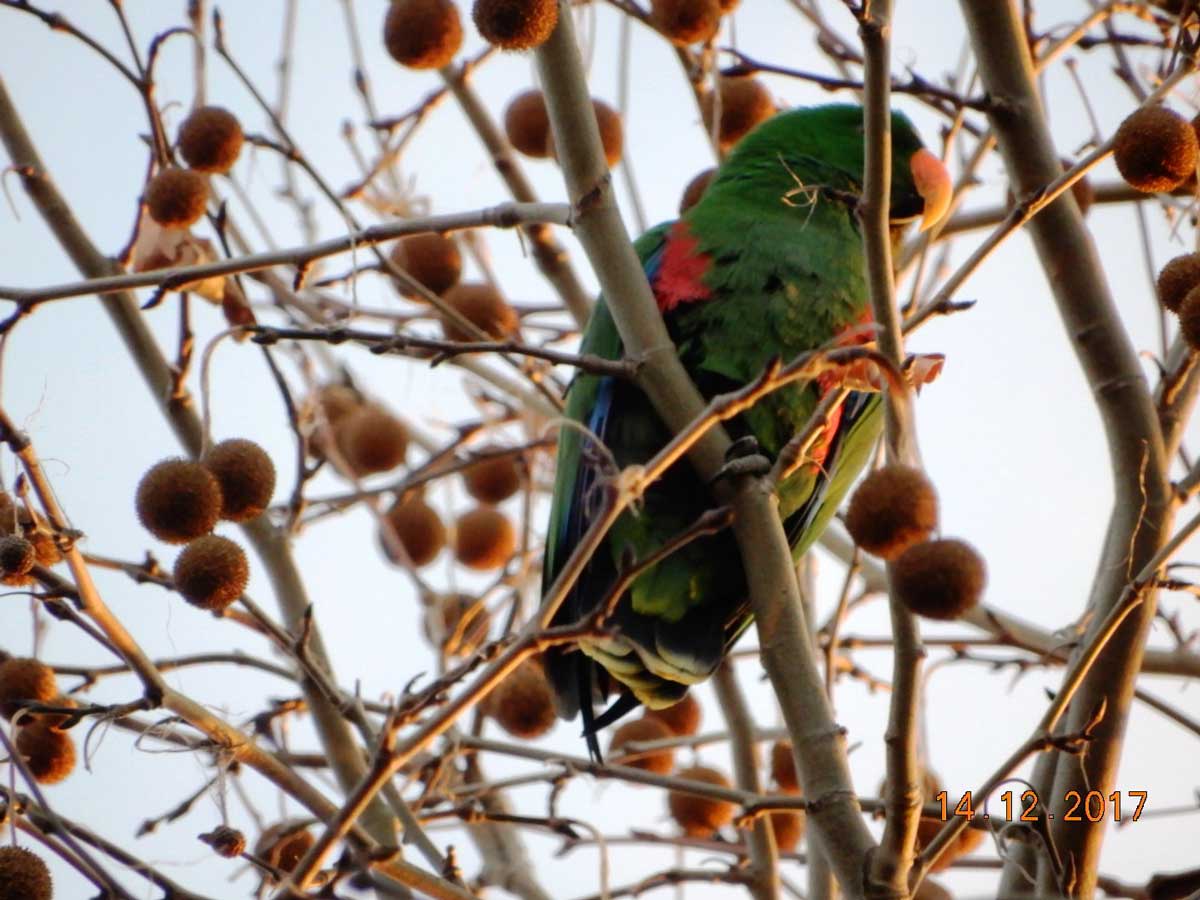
(650, 0), (720, 46)
(200, 825), (247, 858)
(951, 820), (985, 860)
(917, 816), (986, 872)
(454, 506), (516, 571)
(174, 535), (249, 612)
(504, 90), (551, 158)
(423, 593), (491, 655)
(701, 77), (776, 151)
(335, 405), (410, 476)
(1113, 105), (1198, 193)
(462, 452), (522, 504)
(308, 385), (364, 461)
(489, 658), (556, 738)
(0, 657), (57, 720)
(770, 740), (799, 793)
(146, 168), (208, 228)
(0, 846), (53, 900)
(668, 765), (735, 836)
(177, 106), (244, 174)
(609, 717), (675, 774)
(1180, 285), (1200, 352)
(273, 831), (313, 872)
(381, 495), (446, 567)
(768, 809), (806, 852)
(680, 167), (716, 214)
(16, 721), (76, 784)
(258, 825), (314, 873)
(472, 0), (557, 50)
(383, 0), (463, 69)
(1157, 253), (1200, 313)
(0, 534), (35, 579)
(547, 99), (624, 168)
(203, 439), (276, 523)
(587, 99), (624, 168)
(317, 384), (363, 425)
(390, 232), (463, 297)
(892, 538), (986, 621)
(440, 283), (520, 342)
(845, 464), (939, 560)
(643, 692), (701, 737)
(135, 459), (223, 544)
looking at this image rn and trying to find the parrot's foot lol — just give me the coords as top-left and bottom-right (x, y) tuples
(711, 436), (771, 483)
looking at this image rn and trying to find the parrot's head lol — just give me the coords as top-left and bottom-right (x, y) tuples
(710, 103), (952, 232)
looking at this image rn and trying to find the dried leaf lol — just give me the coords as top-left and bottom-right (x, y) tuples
(129, 210), (225, 302)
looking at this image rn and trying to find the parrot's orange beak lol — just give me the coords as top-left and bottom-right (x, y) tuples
(911, 148), (952, 232)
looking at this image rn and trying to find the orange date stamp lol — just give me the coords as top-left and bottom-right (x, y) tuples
(934, 790), (1147, 823)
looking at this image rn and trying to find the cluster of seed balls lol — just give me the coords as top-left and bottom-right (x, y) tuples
(311, 385), (520, 581)
(478, 666), (805, 844)
(196, 820), (322, 887)
(386, 229), (524, 348)
(500, 73), (774, 204)
(0, 653), (77, 788)
(196, 820), (319, 883)
(1097, 106), (1200, 458)
(384, 5), (773, 337)
(0, 492), (62, 587)
(143, 104), (245, 230)
(504, 89), (625, 169)
(608, 696), (805, 846)
(844, 464), (986, 620)
(135, 439), (275, 612)
(383, 0), (740, 73)
(1136, 105), (1200, 347)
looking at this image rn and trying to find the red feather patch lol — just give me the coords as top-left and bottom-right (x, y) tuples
(654, 222), (712, 313)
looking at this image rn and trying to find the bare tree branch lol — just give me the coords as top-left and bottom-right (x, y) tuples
(959, 5), (1179, 895)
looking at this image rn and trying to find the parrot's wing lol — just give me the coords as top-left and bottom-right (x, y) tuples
(784, 389), (882, 557)
(542, 223), (673, 738)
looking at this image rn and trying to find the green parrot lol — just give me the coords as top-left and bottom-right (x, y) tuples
(541, 104), (950, 751)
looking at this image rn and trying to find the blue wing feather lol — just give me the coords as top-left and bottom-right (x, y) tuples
(542, 224), (673, 737)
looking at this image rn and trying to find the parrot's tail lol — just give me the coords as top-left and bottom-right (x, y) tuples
(588, 691), (641, 739)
